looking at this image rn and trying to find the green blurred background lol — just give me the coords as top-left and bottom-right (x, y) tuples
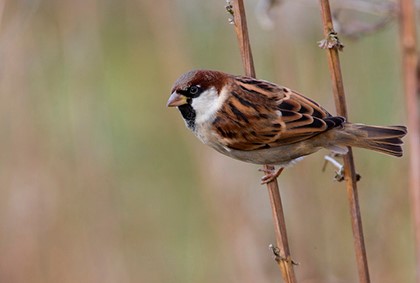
(0, 0), (413, 282)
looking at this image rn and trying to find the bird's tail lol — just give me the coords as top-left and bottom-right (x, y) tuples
(344, 123), (407, 157)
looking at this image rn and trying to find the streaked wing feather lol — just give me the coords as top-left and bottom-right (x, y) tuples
(211, 76), (345, 151)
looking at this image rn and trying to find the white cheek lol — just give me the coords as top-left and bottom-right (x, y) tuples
(192, 86), (229, 125)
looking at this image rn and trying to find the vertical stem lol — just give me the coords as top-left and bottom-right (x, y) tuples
(231, 0), (255, 77)
(398, 0), (420, 282)
(231, 1), (297, 282)
(318, 1), (371, 283)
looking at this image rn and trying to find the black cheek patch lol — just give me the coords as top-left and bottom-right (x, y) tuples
(178, 104), (196, 130)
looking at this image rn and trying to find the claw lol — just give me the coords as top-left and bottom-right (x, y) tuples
(260, 167), (284, 184)
(323, 155), (361, 182)
(324, 155), (345, 181)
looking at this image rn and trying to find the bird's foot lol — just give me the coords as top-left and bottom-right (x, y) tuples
(323, 154), (361, 182)
(259, 167), (284, 184)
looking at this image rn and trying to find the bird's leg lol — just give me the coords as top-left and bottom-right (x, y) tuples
(259, 167), (284, 184)
(323, 154), (361, 182)
(323, 154), (344, 181)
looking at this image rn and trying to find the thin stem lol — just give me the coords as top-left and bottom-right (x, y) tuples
(231, 0), (255, 77)
(319, 1), (371, 283)
(398, 0), (420, 282)
(231, 1), (297, 282)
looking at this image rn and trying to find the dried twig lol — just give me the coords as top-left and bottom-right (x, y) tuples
(230, 0), (297, 282)
(318, 1), (371, 283)
(398, 0), (420, 282)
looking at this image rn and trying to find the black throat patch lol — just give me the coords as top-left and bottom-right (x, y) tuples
(178, 104), (196, 130)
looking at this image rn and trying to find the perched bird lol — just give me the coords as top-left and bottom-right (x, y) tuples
(167, 70), (407, 183)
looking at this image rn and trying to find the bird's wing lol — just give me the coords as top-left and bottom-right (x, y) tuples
(211, 76), (345, 151)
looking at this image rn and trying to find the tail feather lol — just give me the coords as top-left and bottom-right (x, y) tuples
(363, 143), (404, 157)
(344, 124), (407, 157)
(376, 137), (404, 145)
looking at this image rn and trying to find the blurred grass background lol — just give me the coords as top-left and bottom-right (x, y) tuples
(0, 0), (413, 282)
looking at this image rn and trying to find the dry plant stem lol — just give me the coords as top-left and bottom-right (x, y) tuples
(231, 0), (297, 282)
(319, 1), (371, 283)
(398, 0), (420, 282)
(231, 0), (255, 78)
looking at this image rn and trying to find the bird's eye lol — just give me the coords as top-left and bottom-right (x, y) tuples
(189, 86), (199, 95)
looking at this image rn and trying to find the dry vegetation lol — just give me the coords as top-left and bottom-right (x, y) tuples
(0, 1), (415, 283)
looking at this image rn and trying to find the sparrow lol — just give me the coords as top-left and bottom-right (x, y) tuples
(167, 70), (407, 183)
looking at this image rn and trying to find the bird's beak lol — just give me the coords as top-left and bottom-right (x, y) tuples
(166, 92), (187, 107)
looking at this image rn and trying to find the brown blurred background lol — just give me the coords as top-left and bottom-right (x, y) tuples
(0, 0), (413, 282)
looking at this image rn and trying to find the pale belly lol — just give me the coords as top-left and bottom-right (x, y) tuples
(192, 122), (346, 166)
(209, 141), (320, 166)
